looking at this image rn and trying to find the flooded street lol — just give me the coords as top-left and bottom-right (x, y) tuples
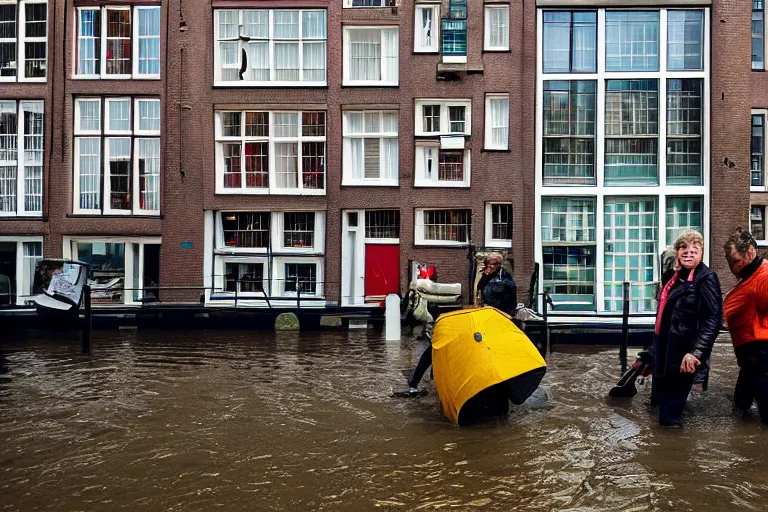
(1, 330), (767, 511)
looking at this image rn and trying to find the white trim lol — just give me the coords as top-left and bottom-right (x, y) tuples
(414, 3), (439, 54)
(341, 110), (399, 186)
(341, 209), (365, 306)
(0, 99), (44, 217)
(271, 255), (324, 298)
(484, 4), (510, 52)
(535, 6), (710, 314)
(342, 26), (399, 87)
(0, 236), (43, 305)
(214, 110), (327, 196)
(752, 108), (768, 193)
(414, 99), (472, 137)
(0, 0), (48, 83)
(414, 208), (472, 247)
(484, 93), (510, 150)
(133, 5), (161, 79)
(485, 202), (513, 248)
(212, 9), (328, 88)
(413, 145), (471, 187)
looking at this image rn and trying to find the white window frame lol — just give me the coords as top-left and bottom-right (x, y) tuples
(0, 0), (47, 83)
(272, 256), (324, 298)
(214, 110), (327, 196)
(63, 236), (161, 306)
(484, 4), (510, 52)
(342, 26), (399, 87)
(485, 202), (513, 248)
(343, 0), (395, 7)
(485, 93), (510, 150)
(0, 99), (44, 217)
(0, 235), (43, 305)
(752, 205), (768, 244)
(73, 96), (161, 216)
(414, 3), (439, 54)
(754, 1), (767, 71)
(273, 211), (326, 255)
(752, 108), (767, 193)
(342, 110), (399, 186)
(212, 9), (328, 88)
(212, 256), (269, 300)
(74, 5), (160, 79)
(414, 144), (471, 187)
(534, 7), (711, 315)
(414, 208), (472, 247)
(414, 99), (472, 137)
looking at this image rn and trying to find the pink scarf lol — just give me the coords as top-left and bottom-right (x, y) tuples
(654, 268), (695, 335)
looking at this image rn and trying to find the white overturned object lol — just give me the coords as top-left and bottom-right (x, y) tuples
(33, 261), (88, 313)
(411, 279), (461, 304)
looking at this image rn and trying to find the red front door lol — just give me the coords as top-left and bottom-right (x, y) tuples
(364, 244), (400, 303)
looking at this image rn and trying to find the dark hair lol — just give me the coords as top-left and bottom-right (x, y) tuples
(723, 228), (757, 256)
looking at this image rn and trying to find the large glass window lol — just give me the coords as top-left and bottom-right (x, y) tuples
(485, 94), (509, 151)
(216, 110), (326, 194)
(342, 111), (398, 185)
(215, 9), (327, 86)
(753, 114), (765, 187)
(75, 6), (159, 78)
(484, 5), (509, 51)
(73, 97), (161, 215)
(365, 209), (400, 239)
(343, 27), (399, 86)
(604, 80), (659, 186)
(666, 197), (702, 245)
(0, 0), (46, 81)
(605, 11), (659, 72)
(416, 209), (471, 245)
(222, 212), (270, 248)
(541, 197), (596, 311)
(604, 198), (657, 313)
(542, 11), (596, 73)
(0, 100), (43, 216)
(667, 10), (703, 71)
(543, 81), (595, 185)
(667, 79), (702, 185)
(754, 1), (765, 70)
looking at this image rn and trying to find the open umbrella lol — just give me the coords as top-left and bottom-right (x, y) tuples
(432, 307), (547, 426)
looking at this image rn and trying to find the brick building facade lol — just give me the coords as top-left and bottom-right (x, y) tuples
(0, 0), (759, 316)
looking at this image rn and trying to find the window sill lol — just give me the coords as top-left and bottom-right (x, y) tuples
(342, 81), (399, 87)
(67, 213), (162, 219)
(413, 181), (470, 188)
(483, 48), (510, 53)
(413, 49), (440, 55)
(0, 214), (45, 220)
(214, 81), (328, 88)
(485, 239), (512, 249)
(341, 180), (399, 187)
(482, 147), (510, 153)
(751, 186), (767, 193)
(414, 241), (470, 248)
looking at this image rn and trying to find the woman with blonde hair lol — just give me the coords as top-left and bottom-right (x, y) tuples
(652, 229), (722, 427)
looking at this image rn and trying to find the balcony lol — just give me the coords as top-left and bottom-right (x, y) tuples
(441, 19), (467, 64)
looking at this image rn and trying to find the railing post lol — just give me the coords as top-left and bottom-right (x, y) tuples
(542, 292), (550, 360)
(82, 284), (92, 354)
(620, 281), (630, 374)
(296, 276), (301, 309)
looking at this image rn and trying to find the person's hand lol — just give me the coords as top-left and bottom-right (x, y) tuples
(680, 353), (700, 374)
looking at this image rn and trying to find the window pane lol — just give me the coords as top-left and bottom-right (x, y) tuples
(753, 114), (765, 187)
(542, 11), (596, 73)
(222, 212), (270, 248)
(222, 143), (241, 188)
(666, 197), (702, 245)
(0, 166), (16, 213)
(605, 11), (659, 72)
(25, 3), (46, 37)
(225, 263), (264, 294)
(22, 103), (43, 213)
(0, 5), (16, 78)
(244, 142), (268, 188)
(572, 12), (597, 72)
(106, 9), (131, 75)
(0, 101), (18, 163)
(78, 9), (100, 75)
(138, 7), (161, 75)
(423, 209), (471, 242)
(348, 29), (381, 81)
(137, 138), (160, 211)
(274, 11), (299, 39)
(274, 143), (298, 188)
(365, 210), (400, 238)
(221, 112), (241, 137)
(274, 42), (299, 81)
(491, 204), (512, 240)
(284, 263), (316, 294)
(488, 96), (509, 150)
(667, 10), (703, 71)
(284, 212), (315, 247)
(107, 138), (131, 210)
(245, 111), (269, 137)
(301, 141), (325, 189)
(667, 139), (701, 186)
(138, 99), (161, 132)
(486, 6), (509, 49)
(78, 138), (101, 210)
(604, 198), (657, 312)
(108, 99), (130, 132)
(302, 11), (326, 39)
(302, 111), (326, 137)
(77, 99), (100, 132)
(752, 206), (765, 240)
(541, 197), (595, 242)
(542, 246), (595, 311)
(438, 150), (464, 181)
(754, 4), (764, 69)
(274, 113), (298, 138)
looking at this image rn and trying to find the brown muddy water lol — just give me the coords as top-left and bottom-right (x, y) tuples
(0, 330), (767, 511)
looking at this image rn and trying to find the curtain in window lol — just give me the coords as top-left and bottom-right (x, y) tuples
(138, 138), (160, 211)
(247, 42), (270, 81)
(571, 12), (596, 72)
(487, 7), (508, 49)
(0, 101), (16, 213)
(667, 10), (703, 71)
(489, 97), (509, 149)
(542, 12), (571, 73)
(78, 138), (101, 210)
(22, 102), (42, 213)
(79, 100), (100, 132)
(22, 242), (42, 298)
(108, 100), (130, 131)
(78, 10), (100, 75)
(138, 100), (160, 132)
(349, 30), (381, 81)
(382, 29), (398, 82)
(274, 42), (299, 81)
(138, 7), (161, 75)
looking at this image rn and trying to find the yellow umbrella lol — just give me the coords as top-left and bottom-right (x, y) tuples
(431, 307), (547, 425)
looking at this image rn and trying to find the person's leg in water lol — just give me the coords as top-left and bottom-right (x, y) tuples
(408, 345), (432, 393)
(657, 372), (694, 427)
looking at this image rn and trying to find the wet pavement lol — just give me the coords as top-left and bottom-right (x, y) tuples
(1, 329), (767, 511)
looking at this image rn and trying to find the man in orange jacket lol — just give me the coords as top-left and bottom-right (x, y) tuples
(723, 228), (768, 424)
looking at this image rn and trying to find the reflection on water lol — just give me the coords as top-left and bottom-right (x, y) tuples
(1, 330), (767, 511)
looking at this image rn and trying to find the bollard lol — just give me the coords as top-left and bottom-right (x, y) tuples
(620, 281), (630, 374)
(385, 293), (401, 341)
(82, 284), (92, 354)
